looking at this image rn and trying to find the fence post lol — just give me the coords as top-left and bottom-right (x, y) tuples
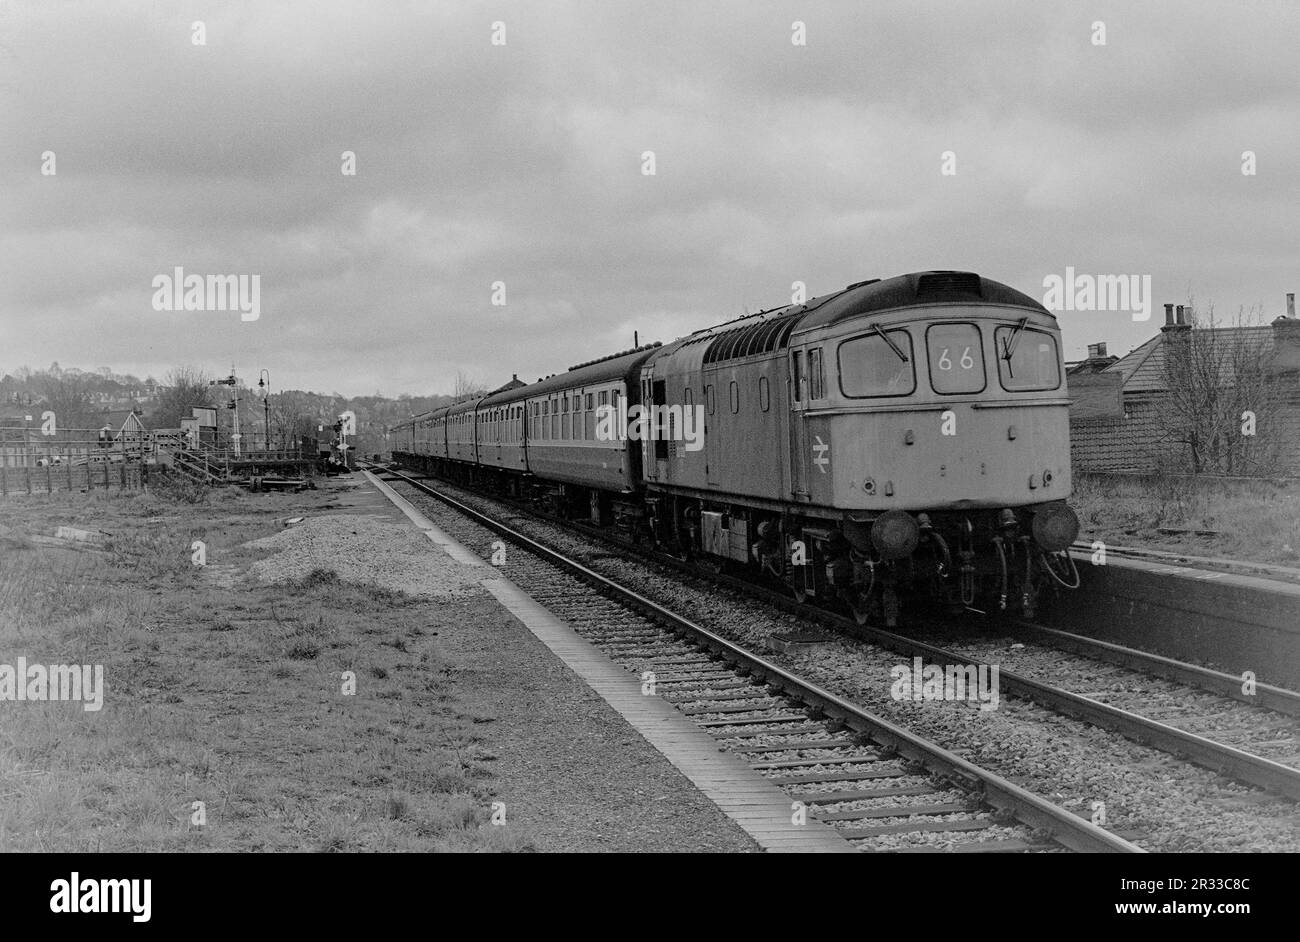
(1, 461), (6, 496)
(67, 458), (73, 491)
(45, 462), (52, 494)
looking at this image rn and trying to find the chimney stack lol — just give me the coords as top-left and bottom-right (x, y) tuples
(1087, 342), (1108, 358)
(1161, 303), (1187, 333)
(1269, 311), (1300, 373)
(1288, 293), (1295, 318)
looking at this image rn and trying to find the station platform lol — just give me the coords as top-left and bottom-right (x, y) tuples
(286, 472), (853, 852)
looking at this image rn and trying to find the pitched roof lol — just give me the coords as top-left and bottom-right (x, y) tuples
(98, 409), (147, 432)
(1103, 326), (1276, 393)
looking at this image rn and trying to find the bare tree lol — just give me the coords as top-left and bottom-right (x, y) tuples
(40, 373), (97, 429)
(452, 370), (488, 400)
(1156, 303), (1287, 475)
(151, 367), (215, 429)
(267, 402), (318, 450)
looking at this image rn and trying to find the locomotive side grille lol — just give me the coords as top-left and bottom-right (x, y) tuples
(916, 271), (983, 297)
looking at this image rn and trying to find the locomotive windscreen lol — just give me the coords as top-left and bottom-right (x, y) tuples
(837, 329), (916, 398)
(995, 326), (1061, 391)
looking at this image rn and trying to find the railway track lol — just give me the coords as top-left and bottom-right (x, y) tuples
(377, 464), (1300, 808)
(368, 464), (1138, 853)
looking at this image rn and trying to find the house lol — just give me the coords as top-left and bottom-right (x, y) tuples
(96, 409), (149, 456)
(489, 374), (527, 395)
(1069, 301), (1300, 474)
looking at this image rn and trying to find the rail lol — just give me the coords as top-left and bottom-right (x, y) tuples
(372, 463), (1142, 854)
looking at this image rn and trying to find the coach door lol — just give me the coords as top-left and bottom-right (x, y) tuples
(639, 373), (655, 482)
(789, 348), (809, 499)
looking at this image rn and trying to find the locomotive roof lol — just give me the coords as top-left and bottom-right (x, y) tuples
(792, 271), (1050, 333)
(644, 271), (1049, 368)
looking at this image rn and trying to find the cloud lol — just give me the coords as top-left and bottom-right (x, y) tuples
(2, 0), (1298, 392)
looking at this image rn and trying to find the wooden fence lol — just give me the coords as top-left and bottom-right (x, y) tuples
(0, 427), (147, 496)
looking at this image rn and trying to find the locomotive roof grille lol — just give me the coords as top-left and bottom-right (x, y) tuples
(702, 311), (802, 365)
(916, 271), (983, 297)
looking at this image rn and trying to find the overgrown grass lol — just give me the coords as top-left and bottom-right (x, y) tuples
(0, 487), (532, 851)
(1072, 472), (1300, 565)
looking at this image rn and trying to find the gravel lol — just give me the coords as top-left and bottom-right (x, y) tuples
(245, 513), (481, 599)
(402, 478), (1300, 852)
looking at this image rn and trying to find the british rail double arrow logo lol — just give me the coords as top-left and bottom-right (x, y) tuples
(812, 436), (830, 473)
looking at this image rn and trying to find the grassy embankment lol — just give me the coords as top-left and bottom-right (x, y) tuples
(0, 486), (529, 851)
(1072, 473), (1300, 566)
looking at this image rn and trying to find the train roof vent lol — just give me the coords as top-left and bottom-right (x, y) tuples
(703, 311), (802, 365)
(916, 271), (983, 297)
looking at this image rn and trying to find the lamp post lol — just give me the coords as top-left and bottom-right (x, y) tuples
(257, 370), (271, 453)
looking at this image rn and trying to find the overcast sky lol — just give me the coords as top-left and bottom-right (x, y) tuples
(3, 1), (1298, 397)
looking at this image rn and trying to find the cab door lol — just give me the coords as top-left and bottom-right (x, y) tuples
(789, 348), (809, 499)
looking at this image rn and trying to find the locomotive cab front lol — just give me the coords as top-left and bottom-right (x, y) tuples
(784, 273), (1080, 620)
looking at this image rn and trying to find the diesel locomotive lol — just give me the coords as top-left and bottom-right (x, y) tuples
(393, 271), (1081, 625)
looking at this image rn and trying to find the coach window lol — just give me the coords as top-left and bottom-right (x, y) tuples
(759, 375), (770, 412)
(926, 323), (986, 395)
(995, 325), (1060, 392)
(729, 380), (739, 413)
(838, 329), (916, 398)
